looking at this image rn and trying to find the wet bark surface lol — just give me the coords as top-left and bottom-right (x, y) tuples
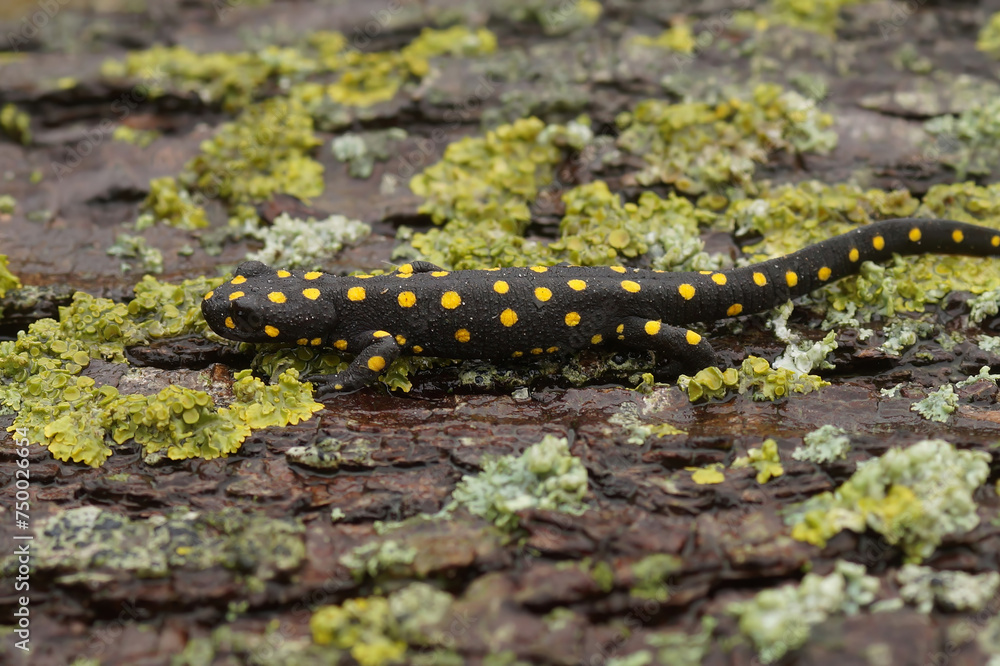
(3, 1), (1000, 665)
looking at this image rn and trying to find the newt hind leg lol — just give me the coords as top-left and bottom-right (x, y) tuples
(615, 317), (720, 375)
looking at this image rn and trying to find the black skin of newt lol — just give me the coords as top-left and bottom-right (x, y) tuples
(202, 218), (1000, 398)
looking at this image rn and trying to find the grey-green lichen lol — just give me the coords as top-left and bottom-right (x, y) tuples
(244, 212), (371, 268)
(787, 439), (991, 562)
(897, 564), (1000, 613)
(0, 505), (304, 585)
(727, 560), (879, 664)
(640, 616), (716, 666)
(677, 355), (828, 402)
(629, 553), (682, 601)
(332, 128), (408, 179)
(446, 434), (588, 531)
(106, 233), (164, 274)
(910, 384), (958, 423)
(0, 194), (15, 215)
(792, 424), (850, 464)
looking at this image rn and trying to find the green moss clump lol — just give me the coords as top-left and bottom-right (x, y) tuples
(447, 434), (588, 531)
(184, 97), (323, 208)
(137, 176), (209, 230)
(1, 505), (304, 583)
(677, 356), (828, 402)
(732, 439), (784, 484)
(787, 439), (991, 562)
(727, 560), (879, 664)
(0, 103), (32, 145)
(792, 424), (850, 464)
(616, 84), (836, 196)
(977, 12), (1000, 58)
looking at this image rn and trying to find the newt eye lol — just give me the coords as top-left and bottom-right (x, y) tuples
(230, 302), (266, 335)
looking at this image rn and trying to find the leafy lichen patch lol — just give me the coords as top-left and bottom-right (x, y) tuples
(727, 560), (879, 664)
(897, 564), (1000, 613)
(787, 439), (991, 562)
(244, 212), (371, 268)
(793, 425), (851, 465)
(677, 355), (828, 402)
(2, 505), (305, 584)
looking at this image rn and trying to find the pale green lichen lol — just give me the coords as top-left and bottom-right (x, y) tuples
(727, 560), (879, 664)
(793, 424), (850, 464)
(112, 125), (159, 147)
(106, 233), (164, 274)
(978, 335), (1000, 353)
(910, 384), (958, 423)
(0, 505), (304, 583)
(0, 276), (322, 466)
(331, 128), (408, 179)
(340, 540), (418, 581)
(768, 301), (838, 373)
(0, 103), (31, 145)
(787, 439), (991, 562)
(0, 255), (21, 298)
(310, 582), (457, 666)
(0, 195), (15, 215)
(897, 564), (1000, 613)
(925, 97), (1000, 180)
(616, 84), (836, 196)
(732, 439), (784, 484)
(880, 317), (935, 356)
(630, 553), (682, 601)
(970, 289), (1000, 325)
(447, 434), (588, 531)
(642, 616), (717, 666)
(244, 212), (371, 268)
(677, 355), (828, 402)
(978, 12), (1000, 58)
(136, 176), (209, 230)
(630, 23), (696, 53)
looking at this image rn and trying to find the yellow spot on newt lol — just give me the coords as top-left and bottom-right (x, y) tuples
(953, 229), (964, 243)
(397, 263), (413, 273)
(264, 325), (280, 338)
(686, 330), (702, 345)
(494, 280), (509, 294)
(567, 279), (586, 291)
(727, 303), (742, 316)
(610, 266), (626, 273)
(455, 328), (471, 343)
(591, 334), (603, 344)
(530, 266), (548, 273)
(368, 356), (386, 372)
(304, 271), (322, 280)
(441, 291), (462, 309)
(531, 348), (544, 355)
(500, 308), (518, 327)
(268, 291), (286, 304)
(644, 320), (661, 335)
(204, 290), (214, 300)
(334, 339), (348, 350)
(431, 271), (449, 277)
(534, 287), (552, 301)
(818, 267), (832, 281)
(229, 291), (244, 300)
(872, 235), (885, 251)
(711, 273), (727, 285)
(231, 276), (246, 285)
(303, 288), (320, 300)
(678, 283), (695, 300)
(993, 236), (1000, 247)
(621, 280), (641, 293)
(909, 227), (922, 242)
(785, 271), (798, 288)
(277, 270), (291, 278)
(373, 330), (390, 338)
(224, 317), (235, 329)
(297, 338), (308, 345)
(311, 338), (322, 346)
(347, 287), (366, 301)
(512, 351), (523, 357)
(753, 272), (766, 286)
(398, 291), (416, 307)
(395, 334), (406, 345)
(565, 312), (581, 326)
(849, 248), (859, 262)
(616, 324), (624, 333)
(547, 346), (558, 353)
(413, 345), (423, 353)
